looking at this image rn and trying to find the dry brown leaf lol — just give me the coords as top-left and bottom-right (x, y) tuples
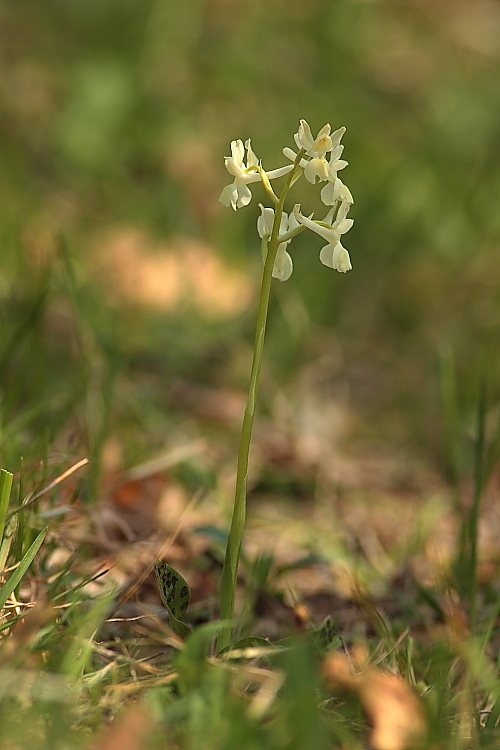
(90, 703), (152, 750)
(322, 652), (426, 750)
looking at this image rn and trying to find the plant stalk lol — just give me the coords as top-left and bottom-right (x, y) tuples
(218, 161), (300, 651)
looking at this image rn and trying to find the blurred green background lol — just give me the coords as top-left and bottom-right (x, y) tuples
(1, 0), (500, 486)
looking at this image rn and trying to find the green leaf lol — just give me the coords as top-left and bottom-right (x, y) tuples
(0, 527), (48, 612)
(309, 615), (340, 652)
(175, 621), (231, 692)
(154, 561), (192, 640)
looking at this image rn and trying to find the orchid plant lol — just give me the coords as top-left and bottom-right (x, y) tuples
(217, 120), (355, 650)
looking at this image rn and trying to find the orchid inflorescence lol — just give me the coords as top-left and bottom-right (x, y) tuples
(219, 119), (354, 277)
(218, 120), (355, 650)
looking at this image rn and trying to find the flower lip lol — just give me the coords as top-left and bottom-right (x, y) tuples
(320, 242), (352, 272)
(321, 177), (353, 207)
(304, 157), (329, 184)
(219, 181), (253, 211)
(273, 246), (293, 281)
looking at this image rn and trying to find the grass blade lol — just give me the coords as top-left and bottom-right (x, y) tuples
(0, 469), (13, 543)
(0, 527), (48, 612)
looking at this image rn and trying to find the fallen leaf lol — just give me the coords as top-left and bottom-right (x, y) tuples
(322, 652), (426, 750)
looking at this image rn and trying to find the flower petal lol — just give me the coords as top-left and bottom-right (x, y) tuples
(330, 126), (346, 147)
(304, 157), (329, 183)
(245, 138), (259, 168)
(293, 207), (338, 244)
(319, 243), (335, 268)
(219, 183), (239, 210)
(323, 207), (336, 224)
(314, 123), (333, 156)
(279, 211), (289, 236)
(320, 181), (338, 206)
(295, 119), (314, 151)
(337, 201), (351, 222)
(230, 139), (245, 168)
(257, 204), (275, 238)
(332, 242), (352, 272)
(287, 208), (301, 232)
(266, 164), (295, 179)
(332, 159), (348, 173)
(338, 181), (354, 204)
(224, 155), (242, 178)
(337, 217), (354, 235)
(283, 147), (297, 161)
(319, 241), (352, 272)
(326, 179), (354, 205)
(273, 245), (293, 281)
(331, 143), (345, 160)
(236, 183), (252, 208)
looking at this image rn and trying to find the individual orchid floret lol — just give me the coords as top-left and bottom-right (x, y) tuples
(318, 145), (349, 205)
(219, 138), (292, 211)
(321, 175), (354, 207)
(283, 121), (346, 184)
(257, 204), (300, 282)
(293, 202), (353, 273)
(321, 239), (352, 273)
(295, 120), (331, 183)
(294, 120), (333, 157)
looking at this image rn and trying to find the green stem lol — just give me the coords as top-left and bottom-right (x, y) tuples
(219, 159), (301, 651)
